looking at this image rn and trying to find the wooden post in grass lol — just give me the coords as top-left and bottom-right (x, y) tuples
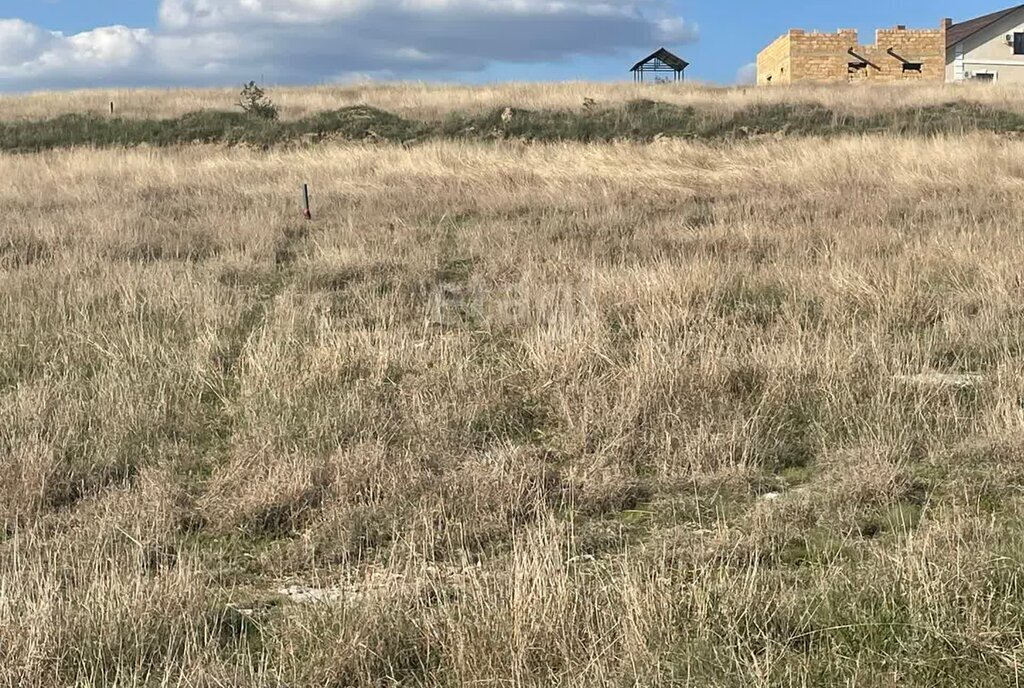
(302, 184), (312, 220)
(110, 101), (115, 115)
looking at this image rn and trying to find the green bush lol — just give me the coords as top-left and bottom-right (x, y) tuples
(239, 81), (279, 121)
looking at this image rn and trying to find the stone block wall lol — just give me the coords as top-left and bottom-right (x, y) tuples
(757, 22), (947, 85)
(756, 32), (793, 85)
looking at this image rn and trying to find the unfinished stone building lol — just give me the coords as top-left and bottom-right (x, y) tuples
(757, 22), (947, 84)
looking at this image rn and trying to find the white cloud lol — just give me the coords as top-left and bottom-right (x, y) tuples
(0, 0), (698, 90)
(0, 19), (59, 66)
(0, 22), (156, 84)
(66, 27), (152, 67)
(654, 17), (695, 43)
(736, 62), (756, 85)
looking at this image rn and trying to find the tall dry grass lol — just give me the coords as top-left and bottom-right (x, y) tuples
(2, 132), (1024, 685)
(2, 80), (1024, 121)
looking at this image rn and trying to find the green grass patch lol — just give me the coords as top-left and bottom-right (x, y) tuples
(6, 100), (1024, 151)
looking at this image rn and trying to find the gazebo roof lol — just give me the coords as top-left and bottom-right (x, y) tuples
(631, 48), (689, 72)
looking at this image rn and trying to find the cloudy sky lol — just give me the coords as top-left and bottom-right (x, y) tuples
(0, 0), (1014, 90)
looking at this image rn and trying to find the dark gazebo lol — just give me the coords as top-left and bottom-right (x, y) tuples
(631, 48), (689, 82)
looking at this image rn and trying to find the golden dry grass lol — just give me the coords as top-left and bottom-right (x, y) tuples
(3, 80), (1024, 121)
(3, 128), (1024, 685)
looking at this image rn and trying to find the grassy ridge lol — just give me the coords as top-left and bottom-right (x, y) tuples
(4, 100), (1024, 151)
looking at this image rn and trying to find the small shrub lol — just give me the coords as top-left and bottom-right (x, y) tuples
(239, 81), (279, 121)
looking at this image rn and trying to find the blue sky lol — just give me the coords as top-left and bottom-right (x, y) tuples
(0, 0), (1016, 90)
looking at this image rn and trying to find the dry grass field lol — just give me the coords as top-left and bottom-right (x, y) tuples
(3, 84), (1024, 686)
(3, 80), (1024, 121)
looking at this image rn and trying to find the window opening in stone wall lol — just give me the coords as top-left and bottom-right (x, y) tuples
(902, 62), (922, 73)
